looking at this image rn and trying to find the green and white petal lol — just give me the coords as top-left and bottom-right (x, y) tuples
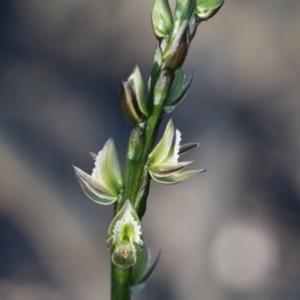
(113, 214), (142, 246)
(149, 161), (194, 177)
(73, 166), (118, 205)
(108, 200), (143, 246)
(151, 169), (205, 184)
(149, 119), (175, 167)
(166, 129), (181, 163)
(108, 200), (144, 269)
(92, 138), (124, 194)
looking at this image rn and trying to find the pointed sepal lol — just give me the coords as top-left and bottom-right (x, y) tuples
(149, 161), (194, 177)
(73, 166), (118, 205)
(179, 142), (199, 155)
(151, 169), (206, 184)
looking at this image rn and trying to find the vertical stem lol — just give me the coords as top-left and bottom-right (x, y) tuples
(111, 67), (174, 300)
(111, 13), (182, 294)
(123, 68), (174, 214)
(111, 261), (132, 300)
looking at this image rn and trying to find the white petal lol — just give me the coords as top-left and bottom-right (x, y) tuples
(108, 200), (142, 242)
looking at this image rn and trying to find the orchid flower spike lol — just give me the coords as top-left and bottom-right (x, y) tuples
(148, 119), (205, 184)
(73, 138), (124, 205)
(107, 200), (144, 269)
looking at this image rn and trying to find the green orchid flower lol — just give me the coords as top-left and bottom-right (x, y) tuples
(73, 138), (124, 205)
(107, 200), (143, 269)
(148, 119), (205, 184)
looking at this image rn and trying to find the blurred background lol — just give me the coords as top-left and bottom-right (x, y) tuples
(1, 0), (300, 299)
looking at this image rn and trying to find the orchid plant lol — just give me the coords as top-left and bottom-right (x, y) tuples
(73, 0), (224, 299)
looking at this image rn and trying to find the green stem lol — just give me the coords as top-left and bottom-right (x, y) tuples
(111, 12), (192, 294)
(111, 67), (174, 300)
(123, 68), (174, 217)
(111, 261), (132, 300)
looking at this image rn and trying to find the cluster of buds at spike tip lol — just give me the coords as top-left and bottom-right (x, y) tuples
(119, 66), (148, 125)
(148, 119), (205, 184)
(164, 67), (193, 113)
(73, 139), (124, 205)
(107, 200), (144, 269)
(152, 0), (173, 38)
(194, 0), (224, 21)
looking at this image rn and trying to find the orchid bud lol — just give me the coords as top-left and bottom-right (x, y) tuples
(120, 66), (148, 124)
(152, 0), (173, 38)
(195, 0), (224, 20)
(163, 21), (189, 70)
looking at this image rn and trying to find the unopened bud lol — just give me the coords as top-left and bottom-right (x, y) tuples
(120, 66), (148, 124)
(195, 0), (224, 20)
(162, 21), (189, 70)
(152, 0), (173, 38)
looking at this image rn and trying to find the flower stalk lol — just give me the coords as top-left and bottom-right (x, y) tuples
(73, 0), (224, 299)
